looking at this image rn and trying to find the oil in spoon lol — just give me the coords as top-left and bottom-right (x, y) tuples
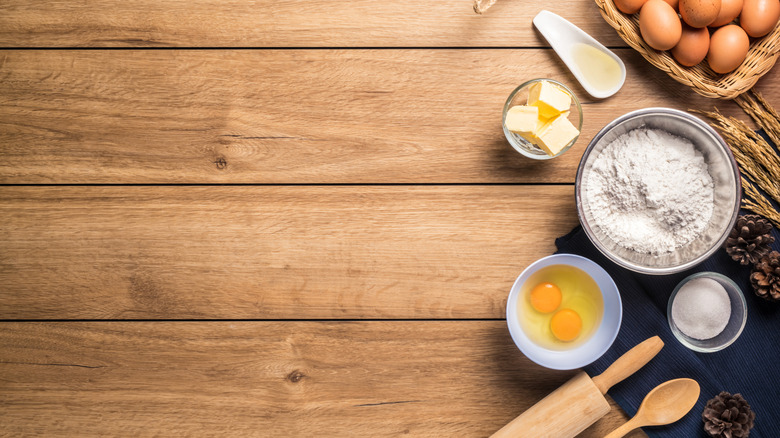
(571, 43), (623, 94)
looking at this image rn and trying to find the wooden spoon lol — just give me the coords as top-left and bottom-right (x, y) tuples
(604, 378), (700, 438)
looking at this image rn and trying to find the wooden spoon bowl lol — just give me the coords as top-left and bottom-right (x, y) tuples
(605, 378), (700, 438)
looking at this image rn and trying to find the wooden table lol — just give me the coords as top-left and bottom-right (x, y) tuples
(1, 1), (777, 436)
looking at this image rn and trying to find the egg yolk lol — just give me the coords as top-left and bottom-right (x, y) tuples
(529, 282), (562, 313)
(550, 309), (582, 342)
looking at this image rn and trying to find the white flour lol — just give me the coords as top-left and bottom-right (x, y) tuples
(586, 128), (714, 254)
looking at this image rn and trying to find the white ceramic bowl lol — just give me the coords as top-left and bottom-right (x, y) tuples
(506, 254), (622, 370)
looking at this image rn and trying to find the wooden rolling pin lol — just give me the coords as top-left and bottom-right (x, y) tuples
(491, 336), (664, 438)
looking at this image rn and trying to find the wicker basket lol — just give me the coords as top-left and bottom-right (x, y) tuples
(595, 0), (780, 99)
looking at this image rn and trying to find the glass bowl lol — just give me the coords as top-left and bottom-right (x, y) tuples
(667, 272), (747, 353)
(502, 78), (583, 160)
(575, 108), (741, 275)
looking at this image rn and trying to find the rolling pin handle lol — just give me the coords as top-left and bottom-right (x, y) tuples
(591, 336), (664, 395)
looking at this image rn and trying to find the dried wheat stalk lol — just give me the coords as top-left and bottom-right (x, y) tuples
(693, 102), (780, 225)
(473, 0), (498, 14)
(743, 177), (780, 228)
(736, 90), (780, 147)
(698, 109), (780, 197)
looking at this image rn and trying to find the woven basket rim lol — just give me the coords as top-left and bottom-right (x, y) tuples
(596, 0), (780, 99)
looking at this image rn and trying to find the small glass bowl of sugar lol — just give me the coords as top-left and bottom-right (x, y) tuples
(667, 272), (747, 353)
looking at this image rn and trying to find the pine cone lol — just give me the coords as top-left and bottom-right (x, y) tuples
(703, 392), (755, 438)
(751, 251), (780, 301)
(725, 215), (774, 265)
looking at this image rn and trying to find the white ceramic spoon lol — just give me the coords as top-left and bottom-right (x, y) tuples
(533, 10), (626, 99)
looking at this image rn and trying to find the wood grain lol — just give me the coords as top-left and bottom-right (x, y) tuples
(0, 185), (578, 319)
(0, 0), (627, 48)
(0, 4), (728, 437)
(0, 321), (645, 437)
(1, 49), (773, 184)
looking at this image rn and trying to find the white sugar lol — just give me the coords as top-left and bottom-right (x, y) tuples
(671, 277), (731, 340)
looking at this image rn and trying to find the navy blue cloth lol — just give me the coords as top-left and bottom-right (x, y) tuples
(555, 225), (780, 437)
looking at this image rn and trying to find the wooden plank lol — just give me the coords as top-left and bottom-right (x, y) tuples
(0, 185), (579, 319)
(2, 49), (772, 184)
(0, 321), (644, 437)
(0, 0), (628, 48)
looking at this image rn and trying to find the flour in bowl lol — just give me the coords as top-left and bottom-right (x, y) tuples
(585, 128), (714, 254)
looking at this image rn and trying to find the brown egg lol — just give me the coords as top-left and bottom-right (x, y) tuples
(710, 0), (744, 26)
(640, 0), (683, 49)
(708, 24), (750, 73)
(680, 0), (722, 27)
(672, 24), (711, 65)
(615, 0), (649, 13)
(661, 0), (680, 9)
(740, 0), (780, 37)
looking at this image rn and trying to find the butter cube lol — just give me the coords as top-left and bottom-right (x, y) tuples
(505, 105), (539, 135)
(517, 130), (541, 147)
(519, 115), (551, 146)
(536, 114), (579, 156)
(528, 81), (572, 119)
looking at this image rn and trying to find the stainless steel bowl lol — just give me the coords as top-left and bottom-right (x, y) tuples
(575, 108), (741, 275)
